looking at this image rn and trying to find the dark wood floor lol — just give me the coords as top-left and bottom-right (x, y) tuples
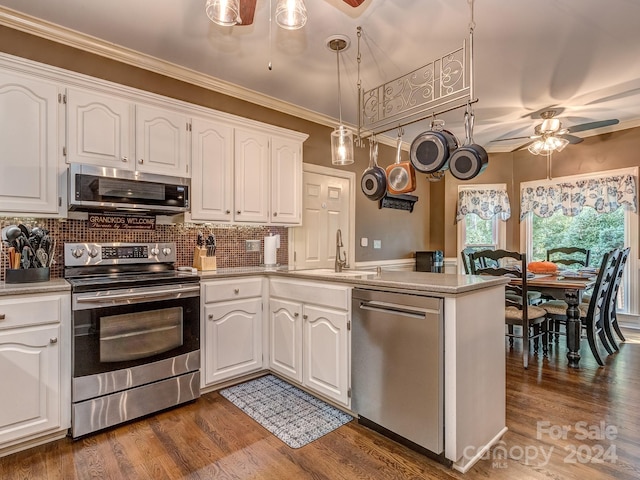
(2, 330), (640, 480)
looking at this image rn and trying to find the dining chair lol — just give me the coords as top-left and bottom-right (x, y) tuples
(602, 247), (630, 351)
(546, 247), (591, 269)
(469, 249), (548, 369)
(538, 248), (620, 366)
(460, 246), (497, 274)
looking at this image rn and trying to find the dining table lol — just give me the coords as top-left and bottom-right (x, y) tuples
(511, 274), (596, 368)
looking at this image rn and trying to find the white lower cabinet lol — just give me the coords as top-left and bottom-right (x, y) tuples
(0, 292), (71, 453)
(201, 278), (264, 387)
(269, 279), (351, 407)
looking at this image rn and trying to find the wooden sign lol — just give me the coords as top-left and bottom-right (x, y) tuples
(88, 213), (156, 230)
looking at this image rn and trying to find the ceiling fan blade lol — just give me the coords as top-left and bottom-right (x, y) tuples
(567, 119), (619, 134)
(343, 0), (366, 6)
(511, 140), (536, 152)
(490, 135), (537, 143)
(237, 0), (257, 25)
(560, 134), (584, 144)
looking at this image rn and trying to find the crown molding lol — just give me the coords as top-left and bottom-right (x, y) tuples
(0, 6), (340, 130)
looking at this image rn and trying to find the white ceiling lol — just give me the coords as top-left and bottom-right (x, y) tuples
(2, 0), (640, 152)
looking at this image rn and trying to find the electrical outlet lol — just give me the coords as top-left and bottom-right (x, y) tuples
(246, 240), (261, 252)
(360, 237), (368, 247)
(373, 240), (382, 249)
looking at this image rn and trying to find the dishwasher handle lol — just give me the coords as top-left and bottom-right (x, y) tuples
(358, 300), (434, 319)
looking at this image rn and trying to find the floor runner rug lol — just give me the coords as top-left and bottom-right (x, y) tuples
(220, 374), (353, 448)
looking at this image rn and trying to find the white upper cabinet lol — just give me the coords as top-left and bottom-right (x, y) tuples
(66, 88), (131, 169)
(271, 136), (302, 225)
(234, 128), (271, 223)
(190, 117), (234, 222)
(67, 88), (189, 177)
(0, 71), (63, 216)
(135, 105), (189, 177)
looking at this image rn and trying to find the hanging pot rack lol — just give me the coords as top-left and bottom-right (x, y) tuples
(356, 0), (478, 143)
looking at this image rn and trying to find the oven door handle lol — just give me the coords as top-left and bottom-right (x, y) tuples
(75, 285), (200, 304)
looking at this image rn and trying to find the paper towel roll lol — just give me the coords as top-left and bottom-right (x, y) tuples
(264, 235), (279, 266)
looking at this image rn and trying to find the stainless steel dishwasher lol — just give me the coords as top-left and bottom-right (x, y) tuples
(352, 288), (444, 457)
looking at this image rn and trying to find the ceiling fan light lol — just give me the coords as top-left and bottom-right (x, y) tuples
(331, 125), (354, 165)
(528, 140), (545, 155)
(275, 0), (307, 30)
(553, 136), (570, 152)
(205, 0), (240, 26)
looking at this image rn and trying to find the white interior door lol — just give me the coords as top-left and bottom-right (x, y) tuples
(290, 165), (354, 270)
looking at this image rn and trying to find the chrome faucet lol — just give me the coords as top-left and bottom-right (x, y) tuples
(335, 229), (347, 272)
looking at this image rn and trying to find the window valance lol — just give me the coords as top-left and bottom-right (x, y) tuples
(456, 187), (511, 221)
(520, 173), (637, 220)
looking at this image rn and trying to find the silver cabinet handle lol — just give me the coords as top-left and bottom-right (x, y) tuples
(50, 337), (58, 344)
(139, 159), (144, 164)
(0, 313), (5, 320)
(122, 157), (128, 162)
(234, 288), (240, 294)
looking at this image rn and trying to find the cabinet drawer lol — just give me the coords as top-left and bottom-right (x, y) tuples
(203, 277), (263, 303)
(270, 279), (350, 310)
(0, 294), (64, 330)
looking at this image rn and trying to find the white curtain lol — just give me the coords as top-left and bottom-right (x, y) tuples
(456, 187), (511, 222)
(520, 173), (637, 220)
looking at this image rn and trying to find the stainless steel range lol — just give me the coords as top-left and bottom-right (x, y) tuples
(64, 242), (201, 438)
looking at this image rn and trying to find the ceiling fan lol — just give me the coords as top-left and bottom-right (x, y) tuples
(236, 0), (365, 26)
(492, 109), (620, 153)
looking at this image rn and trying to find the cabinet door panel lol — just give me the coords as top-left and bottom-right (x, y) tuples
(0, 325), (60, 445)
(269, 298), (303, 382)
(234, 129), (269, 223)
(271, 137), (301, 225)
(303, 305), (349, 405)
(67, 88), (131, 168)
(135, 105), (188, 176)
(0, 72), (59, 214)
(190, 118), (233, 221)
(204, 298), (262, 385)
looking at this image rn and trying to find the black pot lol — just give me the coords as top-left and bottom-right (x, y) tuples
(409, 126), (458, 174)
(449, 111), (488, 180)
(449, 145), (488, 180)
(361, 140), (387, 200)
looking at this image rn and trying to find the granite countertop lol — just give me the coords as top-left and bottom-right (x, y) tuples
(0, 278), (71, 297)
(200, 267), (509, 296)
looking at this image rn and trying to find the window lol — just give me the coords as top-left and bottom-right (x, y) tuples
(457, 184), (509, 273)
(521, 168), (638, 316)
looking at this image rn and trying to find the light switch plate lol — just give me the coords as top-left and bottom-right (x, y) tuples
(373, 240), (382, 249)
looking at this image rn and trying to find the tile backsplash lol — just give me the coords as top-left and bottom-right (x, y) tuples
(1, 217), (288, 282)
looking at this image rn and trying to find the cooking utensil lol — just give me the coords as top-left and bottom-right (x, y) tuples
(18, 224), (30, 238)
(361, 139), (387, 201)
(36, 248), (49, 268)
(409, 120), (459, 174)
(21, 246), (33, 269)
(385, 129), (416, 194)
(3, 225), (22, 246)
(449, 109), (489, 180)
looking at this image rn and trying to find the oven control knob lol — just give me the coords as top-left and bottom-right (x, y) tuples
(71, 247), (84, 259)
(88, 248), (99, 258)
(162, 247), (172, 256)
(150, 247), (160, 256)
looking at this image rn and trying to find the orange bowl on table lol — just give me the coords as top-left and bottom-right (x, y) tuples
(527, 261), (558, 274)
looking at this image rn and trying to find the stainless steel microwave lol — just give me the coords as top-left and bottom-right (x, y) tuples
(68, 163), (189, 215)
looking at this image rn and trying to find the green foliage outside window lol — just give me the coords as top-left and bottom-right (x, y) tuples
(531, 207), (624, 268)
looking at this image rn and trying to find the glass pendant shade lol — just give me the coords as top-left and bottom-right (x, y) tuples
(275, 0), (307, 30)
(331, 125), (355, 165)
(205, 0), (240, 26)
(528, 136), (570, 155)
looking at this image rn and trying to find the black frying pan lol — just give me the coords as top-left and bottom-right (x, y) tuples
(361, 140), (387, 200)
(409, 120), (459, 174)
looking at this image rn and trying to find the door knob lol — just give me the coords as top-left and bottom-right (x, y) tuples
(50, 337), (58, 344)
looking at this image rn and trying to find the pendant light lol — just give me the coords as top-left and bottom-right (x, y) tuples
(205, 0), (241, 26)
(275, 0), (307, 30)
(327, 35), (354, 166)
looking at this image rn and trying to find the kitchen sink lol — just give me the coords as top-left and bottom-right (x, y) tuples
(295, 268), (376, 279)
